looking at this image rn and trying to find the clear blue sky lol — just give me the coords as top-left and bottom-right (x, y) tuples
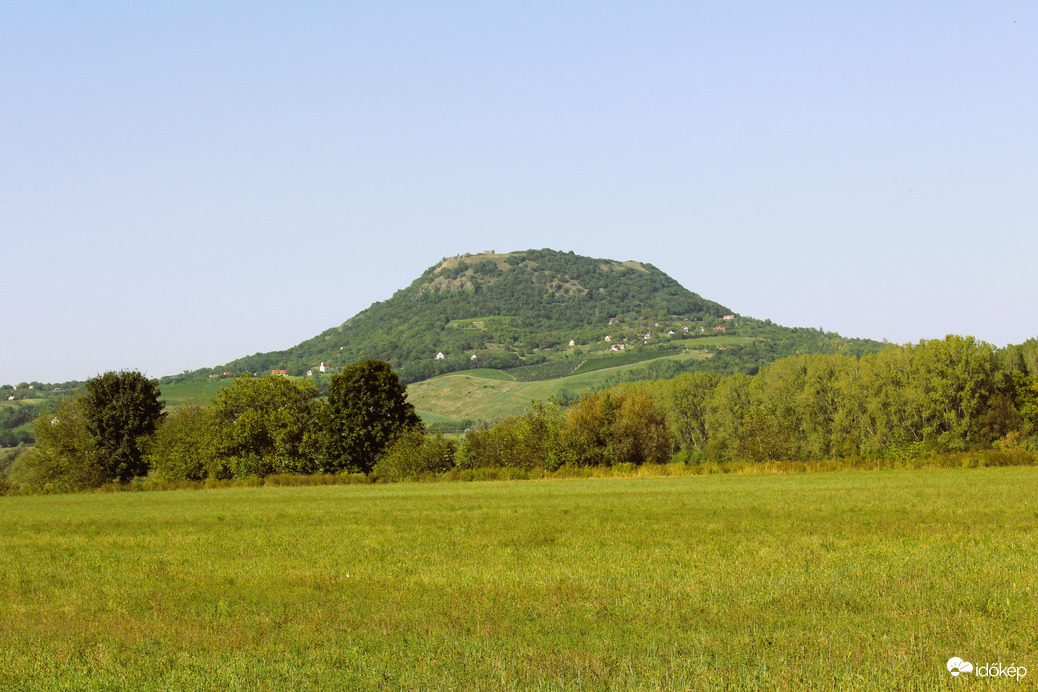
(2, 2), (1035, 385)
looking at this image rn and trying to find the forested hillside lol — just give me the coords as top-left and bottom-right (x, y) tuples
(164, 249), (883, 385)
(219, 249), (731, 379)
(0, 381), (82, 448)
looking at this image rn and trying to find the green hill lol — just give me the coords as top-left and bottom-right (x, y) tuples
(164, 248), (883, 389)
(3, 249), (895, 446)
(8, 251), (1037, 449)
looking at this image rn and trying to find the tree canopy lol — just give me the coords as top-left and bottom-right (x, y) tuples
(208, 374), (328, 477)
(80, 371), (165, 482)
(326, 360), (420, 473)
(13, 335), (1038, 493)
(25, 370), (164, 488)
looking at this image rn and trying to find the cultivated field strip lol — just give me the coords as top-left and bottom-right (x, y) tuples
(506, 360), (586, 382)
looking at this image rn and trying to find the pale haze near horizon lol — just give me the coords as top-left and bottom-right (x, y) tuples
(2, 2), (1035, 385)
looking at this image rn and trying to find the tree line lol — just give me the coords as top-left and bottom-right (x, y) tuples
(17, 335), (1038, 492)
(22, 360), (677, 491)
(403, 334), (1036, 478)
(618, 335), (1038, 462)
(25, 361), (420, 490)
(394, 335), (1037, 477)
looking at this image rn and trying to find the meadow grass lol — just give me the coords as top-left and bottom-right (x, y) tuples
(1, 468), (1035, 690)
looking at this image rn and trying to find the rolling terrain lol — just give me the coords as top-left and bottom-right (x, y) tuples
(408, 345), (720, 429)
(4, 249), (888, 443)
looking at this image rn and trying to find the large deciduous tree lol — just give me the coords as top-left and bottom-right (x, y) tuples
(326, 360), (420, 473)
(81, 370), (165, 482)
(26, 370), (163, 488)
(209, 374), (328, 477)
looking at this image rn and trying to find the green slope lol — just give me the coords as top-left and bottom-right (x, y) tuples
(409, 348), (715, 427)
(170, 248), (736, 384)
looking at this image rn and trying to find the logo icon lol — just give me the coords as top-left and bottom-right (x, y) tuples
(947, 657), (974, 677)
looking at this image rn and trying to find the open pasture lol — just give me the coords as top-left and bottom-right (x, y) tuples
(1, 468), (1035, 690)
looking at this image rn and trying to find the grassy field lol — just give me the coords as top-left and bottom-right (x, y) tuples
(409, 350), (712, 424)
(410, 409), (467, 431)
(158, 378), (237, 407)
(1, 468), (1034, 690)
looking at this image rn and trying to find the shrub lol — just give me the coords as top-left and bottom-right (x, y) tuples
(147, 405), (224, 481)
(24, 396), (107, 491)
(564, 391), (673, 466)
(457, 401), (568, 471)
(373, 429), (457, 482)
